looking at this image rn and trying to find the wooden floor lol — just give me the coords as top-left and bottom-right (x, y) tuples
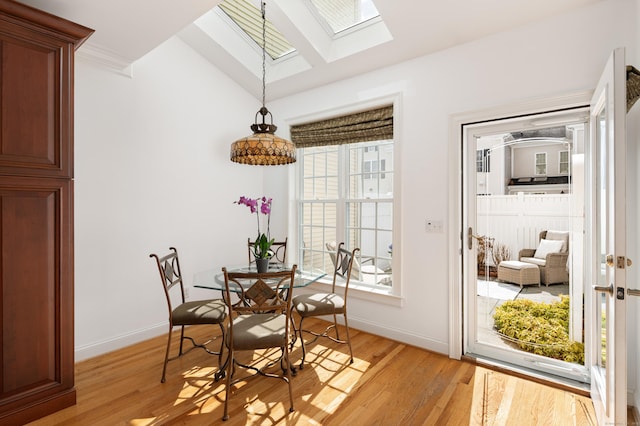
(28, 317), (599, 425)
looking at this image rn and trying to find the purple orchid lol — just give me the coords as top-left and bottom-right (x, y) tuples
(235, 196), (274, 259)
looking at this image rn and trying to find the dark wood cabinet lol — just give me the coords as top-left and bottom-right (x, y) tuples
(0, 1), (92, 424)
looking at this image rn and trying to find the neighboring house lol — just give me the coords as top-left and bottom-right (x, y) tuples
(477, 127), (575, 195)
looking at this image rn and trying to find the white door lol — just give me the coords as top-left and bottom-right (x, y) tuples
(462, 108), (590, 383)
(588, 47), (627, 425)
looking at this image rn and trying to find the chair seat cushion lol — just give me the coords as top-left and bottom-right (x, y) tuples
(520, 257), (546, 267)
(172, 299), (226, 325)
(293, 293), (345, 317)
(231, 313), (287, 350)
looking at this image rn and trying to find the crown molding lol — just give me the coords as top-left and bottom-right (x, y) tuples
(76, 42), (134, 77)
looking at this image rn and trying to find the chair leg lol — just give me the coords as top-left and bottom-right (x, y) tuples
(161, 325), (173, 383)
(214, 323), (227, 381)
(297, 316), (307, 369)
(342, 312), (354, 364)
(284, 341), (295, 413)
(178, 325), (186, 355)
(222, 346), (234, 421)
(332, 313), (340, 340)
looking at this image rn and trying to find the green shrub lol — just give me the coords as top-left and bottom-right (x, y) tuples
(493, 295), (584, 364)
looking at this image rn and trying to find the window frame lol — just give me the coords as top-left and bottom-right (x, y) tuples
(559, 150), (570, 174)
(535, 152), (547, 175)
(297, 140), (394, 291)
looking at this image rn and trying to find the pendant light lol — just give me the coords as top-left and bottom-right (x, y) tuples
(230, 1), (296, 165)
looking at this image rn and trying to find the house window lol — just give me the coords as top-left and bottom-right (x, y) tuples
(298, 141), (393, 287)
(535, 152), (547, 175)
(559, 150), (569, 174)
(291, 105), (394, 289)
(476, 149), (490, 172)
(364, 159), (387, 179)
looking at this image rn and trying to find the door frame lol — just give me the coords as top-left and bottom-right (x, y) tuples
(448, 92), (592, 360)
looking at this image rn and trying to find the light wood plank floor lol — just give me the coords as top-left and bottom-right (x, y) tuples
(28, 317), (599, 425)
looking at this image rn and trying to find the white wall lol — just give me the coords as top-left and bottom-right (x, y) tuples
(74, 37), (269, 359)
(268, 0), (637, 354)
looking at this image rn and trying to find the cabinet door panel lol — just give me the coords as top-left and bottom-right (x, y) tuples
(0, 177), (74, 419)
(0, 30), (70, 178)
(1, 39), (58, 172)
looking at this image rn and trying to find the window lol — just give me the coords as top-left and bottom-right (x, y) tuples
(308, 0), (380, 34)
(218, 0), (295, 60)
(291, 105), (394, 289)
(535, 152), (547, 175)
(299, 141), (393, 287)
(476, 149), (490, 172)
(559, 150), (569, 174)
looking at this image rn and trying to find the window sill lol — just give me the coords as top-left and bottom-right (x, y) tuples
(305, 278), (403, 307)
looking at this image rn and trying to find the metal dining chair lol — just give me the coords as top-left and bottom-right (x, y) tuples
(247, 237), (288, 267)
(292, 242), (357, 368)
(220, 265), (297, 421)
(150, 247), (227, 383)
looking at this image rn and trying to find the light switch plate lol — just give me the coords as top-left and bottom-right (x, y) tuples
(426, 219), (444, 233)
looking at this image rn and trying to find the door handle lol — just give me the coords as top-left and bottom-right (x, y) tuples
(628, 288), (640, 297)
(593, 284), (614, 294)
(468, 227), (473, 250)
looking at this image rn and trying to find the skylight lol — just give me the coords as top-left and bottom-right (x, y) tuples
(308, 0), (380, 34)
(218, 0), (296, 60)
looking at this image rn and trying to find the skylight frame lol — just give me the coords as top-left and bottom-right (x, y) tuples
(217, 0), (296, 61)
(305, 0), (381, 36)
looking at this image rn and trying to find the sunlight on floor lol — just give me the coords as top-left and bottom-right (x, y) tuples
(469, 366), (597, 425)
(126, 342), (369, 424)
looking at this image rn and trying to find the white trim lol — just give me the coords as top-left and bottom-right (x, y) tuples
(303, 279), (403, 307)
(348, 315), (448, 354)
(447, 91), (592, 360)
(76, 42), (134, 77)
(75, 322), (166, 362)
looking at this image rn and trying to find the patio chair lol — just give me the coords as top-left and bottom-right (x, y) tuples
(326, 241), (390, 284)
(518, 230), (569, 286)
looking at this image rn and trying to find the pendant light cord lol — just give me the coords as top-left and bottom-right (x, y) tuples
(261, 1), (266, 110)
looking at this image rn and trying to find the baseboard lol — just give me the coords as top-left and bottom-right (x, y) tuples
(347, 316), (449, 355)
(75, 323), (166, 362)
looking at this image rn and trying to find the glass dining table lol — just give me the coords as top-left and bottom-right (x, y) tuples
(193, 264), (327, 293)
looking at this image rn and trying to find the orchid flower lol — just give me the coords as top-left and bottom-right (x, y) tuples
(235, 196), (275, 259)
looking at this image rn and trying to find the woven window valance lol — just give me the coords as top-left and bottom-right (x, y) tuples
(290, 105), (393, 148)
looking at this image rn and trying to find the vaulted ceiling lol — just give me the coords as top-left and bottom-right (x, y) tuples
(18, 0), (602, 100)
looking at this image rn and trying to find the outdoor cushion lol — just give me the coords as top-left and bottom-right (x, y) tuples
(519, 257), (546, 266)
(545, 230), (569, 252)
(534, 239), (564, 259)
